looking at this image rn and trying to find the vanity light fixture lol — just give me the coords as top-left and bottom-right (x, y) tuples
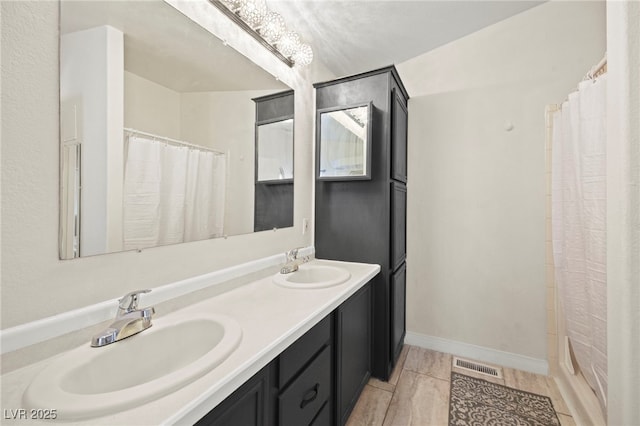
(210, 0), (313, 67)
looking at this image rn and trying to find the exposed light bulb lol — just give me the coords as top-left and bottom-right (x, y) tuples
(238, 0), (267, 29)
(277, 30), (300, 59)
(260, 11), (285, 44)
(292, 43), (313, 67)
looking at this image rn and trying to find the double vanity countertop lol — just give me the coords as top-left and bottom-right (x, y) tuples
(1, 259), (380, 425)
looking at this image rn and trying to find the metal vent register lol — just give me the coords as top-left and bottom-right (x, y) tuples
(453, 357), (503, 378)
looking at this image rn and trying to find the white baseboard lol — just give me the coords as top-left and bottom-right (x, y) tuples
(405, 331), (549, 376)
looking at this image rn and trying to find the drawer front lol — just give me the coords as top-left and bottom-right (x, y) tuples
(279, 345), (331, 426)
(310, 401), (331, 426)
(279, 316), (331, 387)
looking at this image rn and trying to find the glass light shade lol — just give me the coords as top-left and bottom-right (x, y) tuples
(238, 0), (267, 28)
(292, 43), (313, 66)
(221, 0), (242, 11)
(259, 11), (285, 44)
(277, 30), (300, 58)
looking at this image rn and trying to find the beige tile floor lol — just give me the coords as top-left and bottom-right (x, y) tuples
(346, 345), (576, 426)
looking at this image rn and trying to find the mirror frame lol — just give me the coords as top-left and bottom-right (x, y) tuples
(316, 102), (373, 181)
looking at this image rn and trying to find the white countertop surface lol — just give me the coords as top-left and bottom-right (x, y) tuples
(1, 259), (380, 425)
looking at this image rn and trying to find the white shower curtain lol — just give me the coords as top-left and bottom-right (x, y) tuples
(124, 136), (226, 250)
(551, 76), (607, 410)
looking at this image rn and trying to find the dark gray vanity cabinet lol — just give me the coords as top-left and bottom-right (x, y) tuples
(195, 363), (275, 426)
(196, 282), (373, 426)
(314, 66), (409, 381)
(195, 320), (329, 426)
(253, 90), (294, 232)
(335, 283), (372, 425)
(277, 316), (332, 426)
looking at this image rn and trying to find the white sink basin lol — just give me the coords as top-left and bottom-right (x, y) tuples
(274, 263), (351, 289)
(23, 312), (242, 420)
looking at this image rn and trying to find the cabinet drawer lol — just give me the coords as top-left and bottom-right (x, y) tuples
(310, 401), (331, 426)
(279, 345), (331, 426)
(279, 316), (331, 387)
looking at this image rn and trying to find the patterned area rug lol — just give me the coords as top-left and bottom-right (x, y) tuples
(449, 372), (561, 426)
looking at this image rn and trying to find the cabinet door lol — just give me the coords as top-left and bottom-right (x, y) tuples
(254, 182), (294, 232)
(196, 364), (272, 426)
(391, 88), (408, 183)
(335, 283), (372, 425)
(391, 263), (406, 364)
(391, 182), (407, 272)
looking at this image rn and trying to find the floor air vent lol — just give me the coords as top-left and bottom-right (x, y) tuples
(453, 357), (503, 378)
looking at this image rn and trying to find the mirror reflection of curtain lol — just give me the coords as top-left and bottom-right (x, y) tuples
(320, 113), (365, 176)
(123, 135), (226, 250)
(184, 150), (226, 241)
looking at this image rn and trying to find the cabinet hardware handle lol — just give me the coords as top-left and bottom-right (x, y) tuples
(300, 383), (319, 409)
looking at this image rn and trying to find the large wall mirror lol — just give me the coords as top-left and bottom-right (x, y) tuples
(59, 0), (294, 259)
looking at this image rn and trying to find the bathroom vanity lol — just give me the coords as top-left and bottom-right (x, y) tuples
(2, 259), (379, 425)
(197, 282), (372, 426)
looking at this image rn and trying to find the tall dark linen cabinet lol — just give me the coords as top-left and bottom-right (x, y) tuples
(314, 66), (409, 381)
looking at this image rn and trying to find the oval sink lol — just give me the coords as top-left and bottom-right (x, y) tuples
(23, 313), (242, 420)
(274, 264), (351, 289)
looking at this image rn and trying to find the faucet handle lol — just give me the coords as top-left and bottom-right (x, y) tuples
(117, 289), (151, 316)
(285, 247), (303, 262)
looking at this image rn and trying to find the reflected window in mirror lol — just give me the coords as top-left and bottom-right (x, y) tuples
(317, 103), (373, 180)
(58, 0), (295, 259)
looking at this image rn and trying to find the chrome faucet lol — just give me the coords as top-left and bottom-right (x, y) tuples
(281, 247), (309, 274)
(91, 289), (155, 347)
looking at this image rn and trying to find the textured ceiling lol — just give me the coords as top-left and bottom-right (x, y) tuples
(270, 0), (544, 77)
(61, 1), (545, 89)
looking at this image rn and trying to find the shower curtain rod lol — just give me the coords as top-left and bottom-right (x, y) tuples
(556, 54), (608, 108)
(584, 53), (607, 80)
(124, 127), (225, 155)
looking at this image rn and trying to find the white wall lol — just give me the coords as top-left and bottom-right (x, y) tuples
(397, 1), (605, 361)
(0, 0), (317, 329)
(606, 1), (640, 424)
(181, 90), (270, 236)
(124, 71), (181, 139)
